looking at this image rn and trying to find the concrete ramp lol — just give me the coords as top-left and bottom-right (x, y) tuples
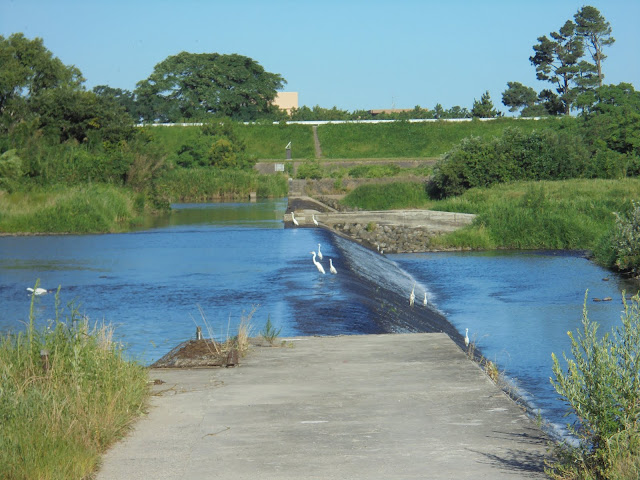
(98, 334), (548, 479)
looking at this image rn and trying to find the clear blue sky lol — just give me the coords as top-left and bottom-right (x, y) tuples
(2, 0), (638, 113)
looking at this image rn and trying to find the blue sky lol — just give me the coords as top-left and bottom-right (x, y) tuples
(1, 0), (638, 113)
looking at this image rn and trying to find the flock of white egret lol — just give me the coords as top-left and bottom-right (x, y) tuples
(310, 243), (337, 275)
(292, 209), (469, 348)
(289, 211), (337, 276)
(408, 283), (428, 308)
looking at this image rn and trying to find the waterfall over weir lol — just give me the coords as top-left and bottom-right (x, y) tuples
(289, 232), (467, 349)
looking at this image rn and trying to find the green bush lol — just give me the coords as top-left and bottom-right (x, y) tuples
(0, 149), (23, 190)
(428, 127), (590, 198)
(610, 201), (640, 276)
(296, 161), (323, 179)
(547, 293), (640, 479)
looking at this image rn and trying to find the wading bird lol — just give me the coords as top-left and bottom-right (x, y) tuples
(312, 214), (319, 226)
(317, 244), (323, 261)
(409, 284), (415, 307)
(423, 292), (428, 306)
(329, 258), (337, 274)
(291, 212), (299, 226)
(464, 328), (469, 347)
(310, 251), (325, 274)
(27, 287), (48, 295)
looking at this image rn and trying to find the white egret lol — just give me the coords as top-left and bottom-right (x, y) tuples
(409, 284), (415, 307)
(317, 244), (323, 261)
(312, 214), (319, 226)
(423, 292), (428, 306)
(310, 251), (325, 274)
(464, 328), (469, 347)
(27, 287), (48, 296)
(291, 212), (299, 226)
(329, 258), (337, 274)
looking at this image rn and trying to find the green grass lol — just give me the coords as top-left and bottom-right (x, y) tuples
(145, 123), (316, 160)
(317, 118), (563, 158)
(236, 123), (315, 159)
(155, 168), (288, 202)
(341, 178), (640, 257)
(142, 117), (564, 161)
(342, 182), (428, 210)
(0, 184), (149, 234)
(0, 286), (149, 479)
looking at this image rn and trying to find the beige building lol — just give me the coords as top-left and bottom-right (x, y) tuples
(273, 92), (299, 114)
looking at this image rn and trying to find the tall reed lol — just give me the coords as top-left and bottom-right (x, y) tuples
(0, 184), (148, 234)
(155, 168), (288, 202)
(0, 283), (149, 479)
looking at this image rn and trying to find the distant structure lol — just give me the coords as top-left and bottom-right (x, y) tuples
(369, 108), (415, 116)
(273, 92), (299, 114)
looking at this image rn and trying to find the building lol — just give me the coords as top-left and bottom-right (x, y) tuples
(273, 92), (299, 114)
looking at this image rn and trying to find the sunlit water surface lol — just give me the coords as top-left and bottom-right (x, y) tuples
(1, 199), (636, 438)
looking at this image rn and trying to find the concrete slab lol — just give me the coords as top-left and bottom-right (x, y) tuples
(97, 334), (549, 479)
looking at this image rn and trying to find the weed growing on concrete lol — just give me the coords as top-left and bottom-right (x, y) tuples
(260, 314), (282, 346)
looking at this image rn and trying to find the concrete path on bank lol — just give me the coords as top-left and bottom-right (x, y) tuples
(97, 334), (549, 479)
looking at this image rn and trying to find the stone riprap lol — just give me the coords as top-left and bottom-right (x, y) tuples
(286, 196), (476, 253)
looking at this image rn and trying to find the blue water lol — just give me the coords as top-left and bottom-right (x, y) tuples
(0, 199), (636, 437)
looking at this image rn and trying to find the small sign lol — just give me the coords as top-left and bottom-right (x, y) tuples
(275, 163), (285, 172)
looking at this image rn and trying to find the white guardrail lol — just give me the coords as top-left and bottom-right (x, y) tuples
(135, 117), (550, 127)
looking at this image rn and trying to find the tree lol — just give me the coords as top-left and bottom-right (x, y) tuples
(574, 6), (615, 87)
(581, 83), (640, 157)
(0, 33), (83, 127)
(93, 85), (140, 122)
(501, 82), (538, 114)
(471, 91), (499, 118)
(530, 20), (584, 114)
(135, 52), (286, 123)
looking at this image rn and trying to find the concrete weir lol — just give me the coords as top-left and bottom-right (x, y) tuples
(285, 195), (476, 253)
(97, 334), (549, 479)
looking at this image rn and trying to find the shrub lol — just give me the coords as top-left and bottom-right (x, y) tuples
(0, 149), (23, 190)
(547, 293), (640, 479)
(428, 127), (589, 199)
(296, 161), (323, 179)
(609, 201), (640, 276)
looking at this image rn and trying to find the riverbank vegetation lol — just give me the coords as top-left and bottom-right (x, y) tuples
(342, 178), (640, 274)
(547, 294), (640, 479)
(0, 184), (150, 233)
(0, 287), (149, 479)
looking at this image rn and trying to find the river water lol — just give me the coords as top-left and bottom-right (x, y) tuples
(0, 199), (636, 437)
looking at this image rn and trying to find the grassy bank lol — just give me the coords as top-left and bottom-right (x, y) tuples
(0, 289), (149, 479)
(342, 178), (640, 254)
(145, 123), (316, 160)
(144, 117), (563, 161)
(0, 184), (150, 234)
(317, 118), (562, 159)
(155, 168), (288, 202)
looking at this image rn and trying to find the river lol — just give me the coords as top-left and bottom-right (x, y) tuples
(0, 198), (636, 438)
